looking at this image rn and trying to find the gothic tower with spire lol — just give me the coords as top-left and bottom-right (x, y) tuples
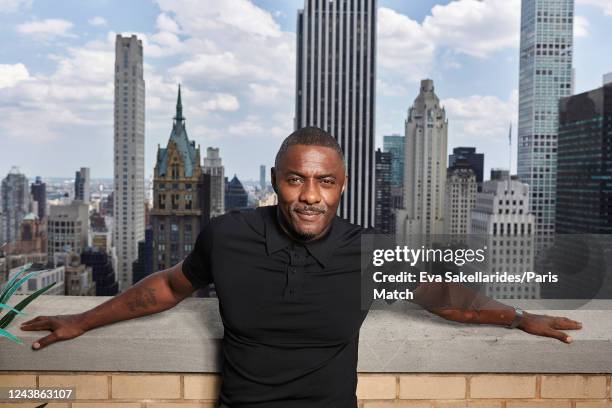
(151, 86), (210, 272)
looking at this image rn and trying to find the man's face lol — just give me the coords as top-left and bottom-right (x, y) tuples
(272, 144), (346, 242)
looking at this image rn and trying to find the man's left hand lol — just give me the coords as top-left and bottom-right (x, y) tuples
(517, 311), (582, 344)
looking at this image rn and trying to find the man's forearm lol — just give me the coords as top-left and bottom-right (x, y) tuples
(79, 270), (181, 331)
(411, 281), (516, 326)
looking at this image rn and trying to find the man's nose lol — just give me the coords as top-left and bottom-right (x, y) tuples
(299, 179), (321, 204)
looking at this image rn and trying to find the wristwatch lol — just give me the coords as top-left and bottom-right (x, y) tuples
(508, 307), (525, 329)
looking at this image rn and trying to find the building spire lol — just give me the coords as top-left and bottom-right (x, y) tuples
(174, 84), (184, 122)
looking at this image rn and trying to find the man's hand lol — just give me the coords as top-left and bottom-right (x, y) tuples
(18, 263), (196, 351)
(517, 311), (582, 344)
(20, 314), (88, 350)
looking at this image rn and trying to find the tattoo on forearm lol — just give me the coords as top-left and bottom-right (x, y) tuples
(126, 287), (158, 312)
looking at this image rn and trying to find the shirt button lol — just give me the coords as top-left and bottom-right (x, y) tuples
(289, 289), (295, 294)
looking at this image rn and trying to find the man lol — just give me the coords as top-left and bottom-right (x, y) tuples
(21, 127), (582, 407)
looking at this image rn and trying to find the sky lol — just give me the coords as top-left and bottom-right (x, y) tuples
(0, 0), (611, 182)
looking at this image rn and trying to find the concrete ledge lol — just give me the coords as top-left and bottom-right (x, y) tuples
(1, 296), (611, 373)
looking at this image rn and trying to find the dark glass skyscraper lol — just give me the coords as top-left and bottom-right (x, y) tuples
(225, 175), (248, 211)
(383, 135), (405, 187)
(295, 0), (377, 227)
(448, 147), (484, 184)
(556, 84), (612, 234)
(30, 176), (46, 219)
(74, 167), (90, 202)
(375, 149), (392, 234)
(543, 84), (612, 301)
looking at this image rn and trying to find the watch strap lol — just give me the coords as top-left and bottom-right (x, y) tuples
(509, 307), (524, 329)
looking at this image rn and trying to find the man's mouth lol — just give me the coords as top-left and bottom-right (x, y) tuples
(294, 209), (325, 221)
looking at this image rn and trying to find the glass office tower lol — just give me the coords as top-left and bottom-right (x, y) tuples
(517, 0), (574, 252)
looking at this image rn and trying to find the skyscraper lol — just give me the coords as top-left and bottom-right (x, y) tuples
(556, 83), (612, 234)
(74, 167), (91, 203)
(396, 79), (448, 240)
(81, 248), (119, 296)
(151, 86), (208, 272)
(114, 34), (145, 291)
(517, 0), (574, 251)
(1, 167), (31, 244)
(259, 165), (266, 191)
(203, 147), (225, 218)
(374, 149), (392, 234)
(546, 83), (612, 300)
(471, 170), (537, 299)
(225, 175), (248, 211)
(30, 176), (46, 220)
(383, 134), (405, 188)
(47, 201), (89, 261)
(444, 161), (477, 236)
(132, 226), (153, 284)
(448, 147), (484, 184)
(295, 0), (377, 227)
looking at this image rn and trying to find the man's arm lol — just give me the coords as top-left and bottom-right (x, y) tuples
(410, 281), (582, 344)
(20, 262), (196, 350)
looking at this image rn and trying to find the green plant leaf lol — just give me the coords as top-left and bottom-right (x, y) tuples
(0, 270), (45, 306)
(0, 302), (26, 315)
(0, 281), (57, 329)
(0, 327), (23, 344)
(0, 263), (32, 303)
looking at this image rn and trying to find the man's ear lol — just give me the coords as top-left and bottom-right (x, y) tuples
(341, 174), (348, 194)
(271, 167), (278, 195)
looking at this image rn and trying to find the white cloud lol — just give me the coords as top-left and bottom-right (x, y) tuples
(156, 13), (180, 33)
(443, 90), (517, 138)
(378, 0), (521, 84)
(574, 15), (590, 38)
(156, 0), (281, 38)
(227, 115), (287, 139)
(201, 93), (240, 112)
(17, 18), (75, 38)
(577, 0), (612, 16)
(423, 0), (520, 59)
(442, 90), (519, 172)
(377, 7), (435, 81)
(0, 64), (30, 89)
(0, 0), (31, 13)
(88, 16), (107, 27)
(248, 83), (282, 105)
(171, 52), (254, 79)
(377, 78), (409, 98)
(0, 34), (116, 146)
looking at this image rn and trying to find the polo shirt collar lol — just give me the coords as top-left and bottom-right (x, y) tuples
(263, 205), (339, 267)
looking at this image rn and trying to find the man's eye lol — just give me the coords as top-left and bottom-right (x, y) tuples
(288, 177), (302, 184)
(321, 178), (335, 185)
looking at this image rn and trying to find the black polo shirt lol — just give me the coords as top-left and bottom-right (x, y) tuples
(181, 205), (372, 408)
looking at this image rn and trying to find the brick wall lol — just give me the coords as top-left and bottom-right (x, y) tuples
(1, 373), (611, 407)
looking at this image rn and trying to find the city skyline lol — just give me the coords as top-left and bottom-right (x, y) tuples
(1, 0), (611, 182)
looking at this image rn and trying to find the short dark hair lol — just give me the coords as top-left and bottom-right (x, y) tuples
(274, 126), (346, 170)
